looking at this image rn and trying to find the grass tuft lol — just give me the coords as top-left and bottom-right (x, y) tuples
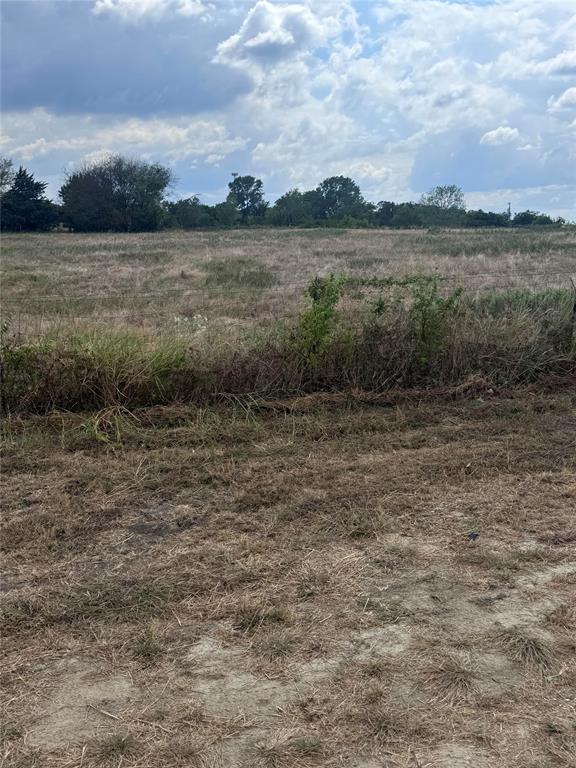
(91, 733), (137, 763)
(423, 654), (477, 703)
(499, 629), (554, 668)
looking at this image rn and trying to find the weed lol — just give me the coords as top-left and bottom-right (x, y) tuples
(295, 274), (346, 363)
(2, 273), (575, 413)
(408, 274), (462, 371)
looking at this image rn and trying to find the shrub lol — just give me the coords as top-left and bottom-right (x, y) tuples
(294, 274), (347, 363)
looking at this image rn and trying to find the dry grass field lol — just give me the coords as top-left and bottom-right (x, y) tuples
(1, 228), (575, 768)
(2, 227), (575, 336)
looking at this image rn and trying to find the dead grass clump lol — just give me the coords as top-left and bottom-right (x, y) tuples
(1, 580), (172, 636)
(294, 564), (332, 600)
(90, 732), (137, 763)
(356, 698), (431, 747)
(230, 600), (290, 634)
(132, 626), (165, 663)
(422, 653), (477, 704)
(499, 629), (554, 669)
(545, 605), (576, 631)
(154, 738), (205, 767)
(252, 628), (298, 661)
(256, 734), (323, 767)
(327, 501), (383, 538)
(203, 256), (277, 289)
(359, 659), (395, 679)
(362, 597), (414, 624)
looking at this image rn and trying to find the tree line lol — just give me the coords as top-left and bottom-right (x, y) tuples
(0, 154), (568, 233)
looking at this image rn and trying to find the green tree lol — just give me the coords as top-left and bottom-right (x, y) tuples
(419, 184), (465, 210)
(60, 155), (173, 232)
(314, 176), (368, 220)
(269, 188), (313, 226)
(390, 203), (423, 228)
(211, 200), (238, 227)
(512, 210), (557, 226)
(0, 156), (15, 196)
(1, 166), (59, 231)
(465, 209), (509, 228)
(373, 200), (396, 226)
(164, 196), (203, 228)
(227, 174), (267, 223)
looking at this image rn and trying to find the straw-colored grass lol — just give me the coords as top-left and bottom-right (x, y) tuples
(1, 391), (575, 767)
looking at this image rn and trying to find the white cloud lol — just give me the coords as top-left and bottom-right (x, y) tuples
(480, 126), (522, 146)
(536, 49), (576, 76)
(5, 0), (576, 216)
(467, 184), (576, 221)
(2, 112), (246, 164)
(93, 0), (210, 22)
(216, 0), (327, 67)
(548, 86), (576, 111)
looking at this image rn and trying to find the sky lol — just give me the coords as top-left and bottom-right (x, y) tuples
(1, 0), (575, 217)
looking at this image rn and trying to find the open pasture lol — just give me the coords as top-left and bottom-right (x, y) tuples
(1, 227), (575, 768)
(2, 227), (575, 336)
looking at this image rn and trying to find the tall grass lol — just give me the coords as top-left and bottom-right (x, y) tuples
(1, 280), (574, 413)
(1, 329), (191, 412)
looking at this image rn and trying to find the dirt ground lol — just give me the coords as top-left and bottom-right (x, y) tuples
(1, 387), (575, 767)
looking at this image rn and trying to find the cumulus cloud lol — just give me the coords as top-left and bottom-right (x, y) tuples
(548, 86), (576, 111)
(216, 0), (326, 66)
(93, 0), (211, 22)
(480, 126), (522, 146)
(536, 49), (576, 76)
(2, 112), (246, 164)
(2, 0), (576, 216)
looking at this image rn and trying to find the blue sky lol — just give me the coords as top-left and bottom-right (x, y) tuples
(1, 0), (575, 217)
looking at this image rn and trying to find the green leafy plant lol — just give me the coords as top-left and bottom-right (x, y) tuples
(408, 274), (462, 369)
(295, 274), (346, 363)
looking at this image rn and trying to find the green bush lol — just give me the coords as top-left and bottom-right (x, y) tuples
(294, 275), (346, 363)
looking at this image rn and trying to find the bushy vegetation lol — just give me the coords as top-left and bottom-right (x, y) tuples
(0, 165), (59, 232)
(2, 277), (574, 414)
(0, 153), (570, 232)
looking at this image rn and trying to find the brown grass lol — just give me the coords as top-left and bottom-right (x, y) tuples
(1, 228), (575, 767)
(2, 227), (575, 338)
(1, 390), (575, 766)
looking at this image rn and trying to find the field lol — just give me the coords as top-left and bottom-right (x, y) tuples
(1, 228), (576, 768)
(2, 227), (575, 336)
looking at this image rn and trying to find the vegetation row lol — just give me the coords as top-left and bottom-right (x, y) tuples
(2, 275), (574, 414)
(0, 154), (569, 233)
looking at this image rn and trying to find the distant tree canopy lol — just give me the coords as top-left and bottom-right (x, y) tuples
(0, 156), (16, 196)
(268, 189), (312, 227)
(227, 174), (267, 222)
(59, 155), (173, 232)
(0, 156), (570, 232)
(420, 184), (466, 210)
(0, 165), (59, 232)
(511, 210), (560, 226)
(314, 176), (371, 220)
